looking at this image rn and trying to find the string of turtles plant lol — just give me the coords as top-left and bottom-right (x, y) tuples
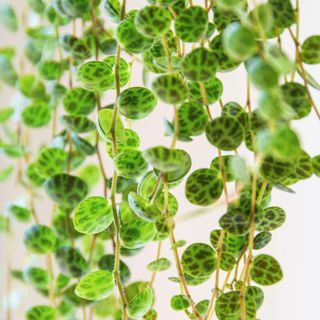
(1, 0), (320, 319)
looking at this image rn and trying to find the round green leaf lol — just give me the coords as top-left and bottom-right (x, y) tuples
(135, 5), (172, 38)
(250, 254), (283, 286)
(152, 75), (188, 104)
(182, 48), (217, 81)
(114, 151), (148, 179)
(56, 246), (89, 278)
(255, 206), (286, 232)
(127, 287), (153, 319)
(147, 257), (171, 272)
(185, 168), (223, 206)
(181, 243), (217, 277)
(23, 224), (57, 254)
(98, 254), (131, 284)
(63, 87), (96, 115)
(187, 78), (223, 104)
(253, 231), (272, 250)
(302, 35), (320, 64)
(36, 148), (68, 178)
(206, 116), (244, 150)
(44, 173), (88, 208)
(25, 305), (56, 320)
(177, 101), (209, 137)
(118, 87), (157, 120)
(280, 82), (312, 119)
(223, 22), (257, 61)
(128, 192), (162, 222)
(97, 108), (125, 143)
(76, 61), (114, 92)
(246, 57), (279, 89)
(174, 6), (208, 42)
(170, 295), (190, 311)
(60, 114), (96, 133)
(116, 19), (154, 54)
(7, 204), (31, 222)
(75, 270), (115, 301)
(73, 196), (113, 234)
(23, 267), (49, 289)
(22, 102), (51, 128)
(120, 217), (157, 249)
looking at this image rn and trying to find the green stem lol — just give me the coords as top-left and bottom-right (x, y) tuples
(109, 1), (128, 319)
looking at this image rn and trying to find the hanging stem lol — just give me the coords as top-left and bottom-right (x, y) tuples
(163, 176), (203, 320)
(109, 1), (128, 318)
(288, 27), (320, 120)
(149, 241), (163, 287)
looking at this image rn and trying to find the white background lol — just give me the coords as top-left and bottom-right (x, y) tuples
(1, 0), (320, 319)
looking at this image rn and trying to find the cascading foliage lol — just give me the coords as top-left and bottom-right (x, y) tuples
(0, 0), (320, 319)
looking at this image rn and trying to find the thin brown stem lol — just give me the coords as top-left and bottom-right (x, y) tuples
(109, 1), (128, 318)
(199, 82), (212, 120)
(149, 241), (162, 287)
(288, 27), (320, 120)
(163, 176), (203, 320)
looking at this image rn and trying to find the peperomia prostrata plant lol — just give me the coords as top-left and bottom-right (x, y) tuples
(0, 0), (319, 319)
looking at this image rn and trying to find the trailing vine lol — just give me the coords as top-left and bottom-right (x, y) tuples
(0, 0), (320, 319)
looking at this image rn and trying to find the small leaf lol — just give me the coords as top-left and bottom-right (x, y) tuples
(127, 287), (153, 319)
(0, 3), (18, 32)
(0, 165), (14, 182)
(250, 254), (283, 285)
(56, 246), (89, 278)
(75, 270), (115, 301)
(147, 258), (171, 272)
(128, 192), (162, 222)
(120, 217), (157, 249)
(253, 232), (272, 250)
(170, 295), (190, 311)
(181, 243), (217, 278)
(297, 67), (320, 91)
(23, 224), (57, 254)
(25, 305), (56, 320)
(73, 196), (113, 234)
(171, 240), (186, 249)
(98, 254), (131, 284)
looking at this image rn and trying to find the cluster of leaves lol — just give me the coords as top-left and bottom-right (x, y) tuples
(0, 0), (320, 319)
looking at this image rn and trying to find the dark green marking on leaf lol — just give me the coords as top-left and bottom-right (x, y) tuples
(174, 6), (208, 42)
(253, 231), (272, 250)
(75, 270), (115, 301)
(76, 61), (114, 92)
(22, 102), (51, 128)
(181, 243), (217, 277)
(44, 173), (88, 208)
(181, 47), (217, 81)
(185, 168), (223, 206)
(73, 196), (113, 234)
(135, 5), (172, 38)
(128, 192), (162, 222)
(152, 74), (188, 104)
(25, 305), (56, 320)
(255, 206), (286, 232)
(60, 114), (96, 133)
(206, 116), (244, 151)
(63, 87), (96, 115)
(23, 224), (57, 254)
(127, 287), (154, 319)
(98, 254), (131, 284)
(118, 87), (157, 120)
(36, 148), (68, 178)
(250, 254), (283, 286)
(114, 150), (148, 179)
(120, 217), (157, 249)
(56, 246), (89, 278)
(170, 294), (190, 311)
(147, 257), (171, 272)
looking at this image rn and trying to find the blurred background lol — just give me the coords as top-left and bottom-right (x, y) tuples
(1, 0), (320, 319)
